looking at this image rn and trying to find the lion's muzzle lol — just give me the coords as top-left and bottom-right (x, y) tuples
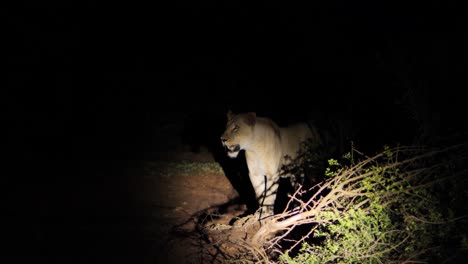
(221, 136), (240, 157)
(227, 144), (240, 153)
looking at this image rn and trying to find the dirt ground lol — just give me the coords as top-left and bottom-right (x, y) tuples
(141, 150), (255, 264)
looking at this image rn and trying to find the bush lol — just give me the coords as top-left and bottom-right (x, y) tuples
(250, 144), (468, 263)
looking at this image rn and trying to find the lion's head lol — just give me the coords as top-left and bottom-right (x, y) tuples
(220, 110), (256, 158)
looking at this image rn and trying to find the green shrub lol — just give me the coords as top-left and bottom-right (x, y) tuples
(255, 144), (468, 263)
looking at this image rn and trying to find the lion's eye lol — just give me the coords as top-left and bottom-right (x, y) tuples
(232, 125), (239, 132)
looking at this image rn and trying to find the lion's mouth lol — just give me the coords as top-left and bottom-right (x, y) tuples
(226, 144), (240, 153)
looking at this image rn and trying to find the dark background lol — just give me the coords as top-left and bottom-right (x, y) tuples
(4, 1), (467, 263)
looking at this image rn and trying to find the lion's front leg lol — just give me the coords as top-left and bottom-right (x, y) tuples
(261, 173), (279, 217)
(249, 170), (279, 218)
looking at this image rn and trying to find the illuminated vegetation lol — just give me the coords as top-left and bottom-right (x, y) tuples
(248, 144), (468, 263)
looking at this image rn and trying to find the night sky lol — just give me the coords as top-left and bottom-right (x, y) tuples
(5, 1), (467, 263)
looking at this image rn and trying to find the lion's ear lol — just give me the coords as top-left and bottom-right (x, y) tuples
(227, 110), (234, 121)
(245, 112), (256, 126)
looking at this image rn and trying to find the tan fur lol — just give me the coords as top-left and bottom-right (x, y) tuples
(220, 110), (318, 217)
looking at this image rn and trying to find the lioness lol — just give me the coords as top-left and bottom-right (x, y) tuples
(220, 110), (318, 217)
